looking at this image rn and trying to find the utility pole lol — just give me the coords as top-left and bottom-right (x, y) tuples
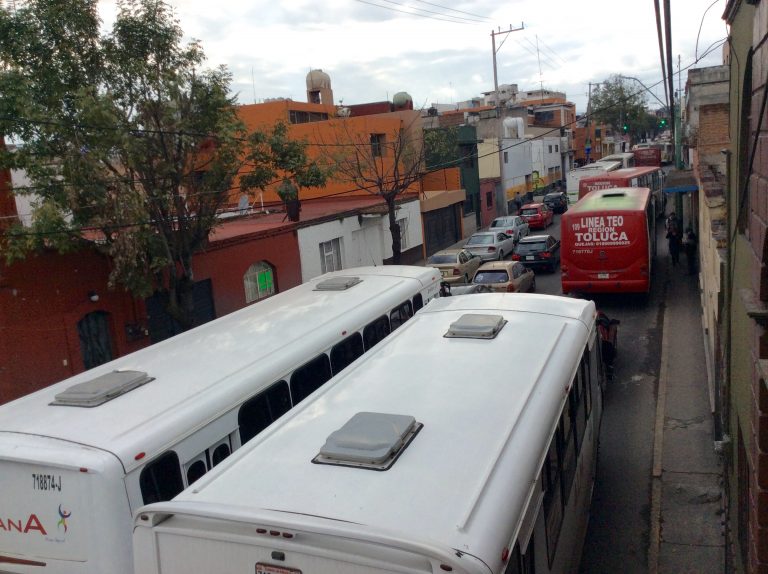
(492, 23), (524, 215)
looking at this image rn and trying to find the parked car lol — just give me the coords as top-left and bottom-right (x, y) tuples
(512, 234), (561, 272)
(464, 231), (516, 262)
(440, 282), (493, 296)
(518, 202), (553, 229)
(426, 248), (482, 284)
(489, 215), (530, 243)
(471, 261), (535, 293)
(543, 191), (568, 214)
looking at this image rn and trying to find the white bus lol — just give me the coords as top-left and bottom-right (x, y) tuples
(0, 265), (440, 574)
(565, 160), (622, 205)
(599, 152), (635, 168)
(133, 293), (605, 574)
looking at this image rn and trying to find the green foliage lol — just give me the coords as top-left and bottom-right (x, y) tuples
(0, 0), (247, 327)
(240, 121), (329, 202)
(590, 75), (649, 135)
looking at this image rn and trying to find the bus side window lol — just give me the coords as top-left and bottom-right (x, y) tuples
(560, 401), (577, 506)
(412, 293), (424, 312)
(331, 332), (364, 374)
(363, 315), (390, 350)
(186, 459), (207, 486)
(211, 442), (231, 467)
(139, 451), (185, 505)
(238, 381), (292, 445)
(290, 354), (332, 405)
(390, 301), (413, 331)
(543, 432), (564, 566)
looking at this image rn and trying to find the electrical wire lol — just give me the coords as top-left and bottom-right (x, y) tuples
(352, 0), (482, 24)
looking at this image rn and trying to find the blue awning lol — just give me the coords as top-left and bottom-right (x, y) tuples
(664, 184), (698, 194)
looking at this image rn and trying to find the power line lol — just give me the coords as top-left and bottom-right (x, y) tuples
(352, 0), (482, 24)
(410, 0), (491, 21)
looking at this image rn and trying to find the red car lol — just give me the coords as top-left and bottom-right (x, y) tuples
(518, 203), (553, 229)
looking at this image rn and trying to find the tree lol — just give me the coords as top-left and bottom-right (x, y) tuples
(239, 121), (328, 221)
(326, 114), (447, 264)
(590, 75), (649, 140)
(0, 0), (246, 330)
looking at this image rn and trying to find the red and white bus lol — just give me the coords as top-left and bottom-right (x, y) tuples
(561, 186), (657, 295)
(577, 165), (665, 218)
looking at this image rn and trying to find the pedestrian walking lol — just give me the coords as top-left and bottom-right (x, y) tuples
(684, 227), (698, 275)
(666, 224), (681, 267)
(665, 211), (679, 232)
(514, 192), (522, 214)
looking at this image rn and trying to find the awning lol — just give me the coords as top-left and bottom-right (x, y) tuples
(664, 184), (699, 194)
(663, 169), (698, 194)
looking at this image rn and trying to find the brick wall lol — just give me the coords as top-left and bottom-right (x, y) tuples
(698, 103), (731, 159)
(747, 1), (768, 571)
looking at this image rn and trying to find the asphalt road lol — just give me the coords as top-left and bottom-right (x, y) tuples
(530, 212), (664, 573)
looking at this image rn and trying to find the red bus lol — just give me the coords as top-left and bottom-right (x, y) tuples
(578, 165), (665, 218)
(633, 147), (662, 167)
(561, 186), (657, 295)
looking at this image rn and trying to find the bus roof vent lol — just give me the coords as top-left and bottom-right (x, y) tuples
(602, 190), (628, 198)
(314, 276), (362, 291)
(313, 412), (422, 471)
(444, 313), (507, 339)
(51, 370), (154, 407)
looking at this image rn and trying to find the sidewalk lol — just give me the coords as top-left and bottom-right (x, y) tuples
(650, 259), (725, 572)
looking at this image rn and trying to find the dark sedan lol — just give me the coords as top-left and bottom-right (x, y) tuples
(543, 191), (569, 214)
(512, 234), (561, 272)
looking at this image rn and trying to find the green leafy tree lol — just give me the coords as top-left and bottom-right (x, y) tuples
(0, 0), (247, 330)
(590, 75), (649, 141)
(240, 121), (328, 209)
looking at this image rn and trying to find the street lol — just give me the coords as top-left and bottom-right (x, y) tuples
(524, 210), (666, 572)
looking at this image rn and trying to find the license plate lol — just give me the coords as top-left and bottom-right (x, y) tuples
(441, 270), (449, 277)
(597, 273), (609, 279)
(526, 256), (535, 261)
(255, 565), (302, 574)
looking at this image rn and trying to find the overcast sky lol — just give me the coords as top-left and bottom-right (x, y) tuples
(98, 0), (728, 114)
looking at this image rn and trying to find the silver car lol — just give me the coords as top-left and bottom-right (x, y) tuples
(464, 231), (516, 262)
(490, 215), (529, 243)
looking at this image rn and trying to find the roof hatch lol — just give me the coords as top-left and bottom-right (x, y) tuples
(313, 412), (422, 470)
(314, 276), (362, 291)
(51, 370), (154, 407)
(444, 314), (507, 339)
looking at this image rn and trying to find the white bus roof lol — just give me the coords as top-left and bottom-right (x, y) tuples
(144, 294), (596, 567)
(0, 266), (440, 473)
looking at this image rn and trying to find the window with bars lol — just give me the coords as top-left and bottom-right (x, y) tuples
(320, 238), (343, 273)
(370, 133), (385, 157)
(243, 262), (275, 304)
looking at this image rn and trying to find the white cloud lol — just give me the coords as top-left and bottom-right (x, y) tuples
(97, 0), (728, 113)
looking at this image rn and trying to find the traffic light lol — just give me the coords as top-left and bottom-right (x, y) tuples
(622, 124), (629, 133)
(659, 118), (667, 128)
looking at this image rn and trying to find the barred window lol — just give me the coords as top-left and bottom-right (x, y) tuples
(244, 261), (275, 304)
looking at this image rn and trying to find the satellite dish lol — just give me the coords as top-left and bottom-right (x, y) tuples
(237, 194), (249, 214)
